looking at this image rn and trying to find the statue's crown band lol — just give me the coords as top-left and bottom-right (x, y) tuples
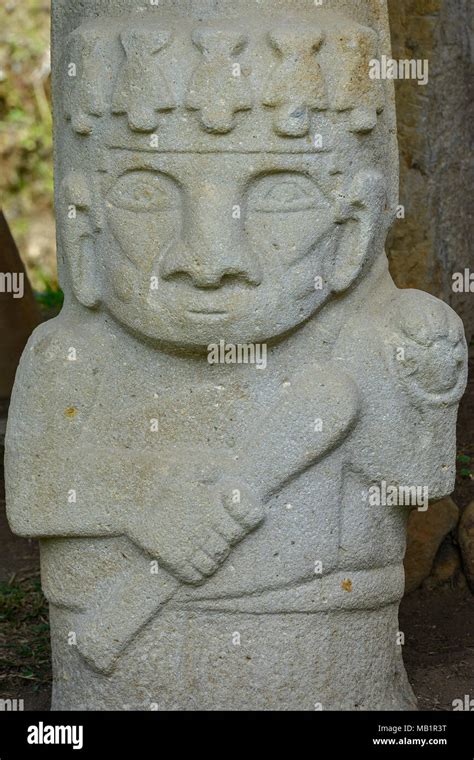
(62, 12), (386, 148)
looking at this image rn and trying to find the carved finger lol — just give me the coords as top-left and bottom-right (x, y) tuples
(190, 549), (219, 577)
(199, 530), (230, 564)
(211, 509), (246, 544)
(171, 560), (204, 585)
(221, 484), (264, 529)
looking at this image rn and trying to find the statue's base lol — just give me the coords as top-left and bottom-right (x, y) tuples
(50, 603), (417, 710)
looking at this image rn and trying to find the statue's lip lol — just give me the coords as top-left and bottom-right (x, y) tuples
(187, 309), (229, 319)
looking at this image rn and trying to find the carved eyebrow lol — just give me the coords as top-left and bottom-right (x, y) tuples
(101, 159), (184, 187)
(103, 156), (170, 173)
(245, 168), (333, 201)
(100, 152), (337, 202)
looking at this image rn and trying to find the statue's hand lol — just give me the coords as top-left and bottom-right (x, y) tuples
(127, 475), (264, 584)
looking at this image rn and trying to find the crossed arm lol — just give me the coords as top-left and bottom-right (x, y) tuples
(6, 326), (360, 585)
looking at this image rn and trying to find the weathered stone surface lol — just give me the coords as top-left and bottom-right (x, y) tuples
(404, 497), (460, 593)
(5, 0), (467, 710)
(459, 501), (474, 593)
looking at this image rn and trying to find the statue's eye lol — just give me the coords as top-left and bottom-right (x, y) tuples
(107, 171), (179, 212)
(250, 175), (321, 213)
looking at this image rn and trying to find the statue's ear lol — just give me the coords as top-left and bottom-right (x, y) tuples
(329, 170), (388, 293)
(60, 171), (101, 308)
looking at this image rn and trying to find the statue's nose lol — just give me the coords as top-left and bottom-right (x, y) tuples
(160, 244), (261, 287)
(159, 190), (261, 288)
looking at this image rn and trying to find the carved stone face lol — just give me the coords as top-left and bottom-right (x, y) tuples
(98, 150), (338, 347)
(59, 14), (396, 348)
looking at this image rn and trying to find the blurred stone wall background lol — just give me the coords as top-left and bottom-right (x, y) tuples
(0, 0), (472, 336)
(387, 0), (473, 342)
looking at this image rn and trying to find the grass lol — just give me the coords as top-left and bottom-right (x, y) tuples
(0, 574), (51, 690)
(34, 279), (64, 311)
(457, 453), (473, 480)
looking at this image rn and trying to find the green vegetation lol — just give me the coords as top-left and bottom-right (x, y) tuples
(457, 453), (473, 480)
(0, 575), (51, 688)
(34, 278), (64, 310)
(0, 0), (56, 291)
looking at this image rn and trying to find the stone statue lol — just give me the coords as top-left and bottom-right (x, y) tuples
(6, 0), (467, 710)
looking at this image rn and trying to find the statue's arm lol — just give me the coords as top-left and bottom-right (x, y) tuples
(239, 363), (360, 500)
(390, 289), (467, 499)
(350, 288), (467, 500)
(5, 320), (132, 537)
(5, 320), (263, 583)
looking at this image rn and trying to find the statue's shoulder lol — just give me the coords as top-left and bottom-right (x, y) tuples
(379, 287), (467, 407)
(11, 313), (113, 417)
(384, 286), (465, 334)
(17, 312), (111, 377)
(336, 284), (467, 407)
(336, 285), (466, 497)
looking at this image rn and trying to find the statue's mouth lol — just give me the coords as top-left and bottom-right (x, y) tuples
(187, 309), (229, 321)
